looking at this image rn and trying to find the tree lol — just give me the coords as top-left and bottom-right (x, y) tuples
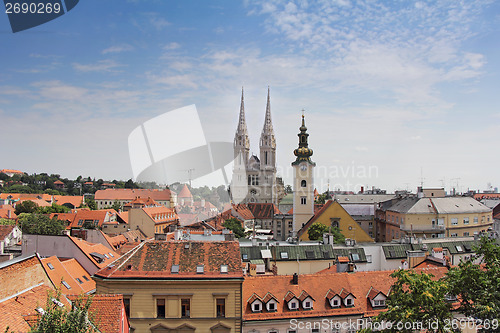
(85, 197), (97, 210)
(38, 203), (70, 214)
(364, 269), (456, 333)
(110, 200), (122, 212)
(315, 192), (328, 204)
(18, 213), (66, 235)
(0, 218), (15, 225)
(223, 218), (245, 238)
(307, 222), (329, 241)
(446, 236), (500, 331)
(30, 289), (97, 332)
(14, 200), (39, 215)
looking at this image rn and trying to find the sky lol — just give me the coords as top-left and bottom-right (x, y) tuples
(1, 0), (499, 194)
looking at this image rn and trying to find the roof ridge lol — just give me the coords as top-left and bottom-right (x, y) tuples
(114, 240), (150, 272)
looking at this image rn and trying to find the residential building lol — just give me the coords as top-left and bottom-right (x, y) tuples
(376, 196), (492, 241)
(22, 234), (120, 275)
(128, 205), (179, 237)
(297, 200), (374, 243)
(94, 240), (244, 332)
(241, 267), (448, 332)
(94, 188), (176, 210)
(0, 225), (22, 262)
(40, 255), (96, 294)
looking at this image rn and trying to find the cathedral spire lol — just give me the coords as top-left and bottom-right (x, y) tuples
(260, 86), (276, 148)
(234, 87), (250, 151)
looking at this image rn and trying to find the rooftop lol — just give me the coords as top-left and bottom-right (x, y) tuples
(94, 240), (243, 279)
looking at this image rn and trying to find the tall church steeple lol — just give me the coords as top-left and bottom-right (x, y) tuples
(260, 86), (276, 169)
(292, 111), (315, 234)
(234, 87), (250, 165)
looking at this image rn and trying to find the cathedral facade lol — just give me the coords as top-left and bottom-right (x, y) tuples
(232, 88), (284, 205)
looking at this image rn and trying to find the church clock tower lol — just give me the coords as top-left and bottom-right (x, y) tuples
(292, 112), (316, 233)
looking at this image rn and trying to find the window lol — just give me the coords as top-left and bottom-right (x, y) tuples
(220, 265), (228, 274)
(289, 301), (297, 310)
(248, 175), (259, 186)
(366, 254), (372, 263)
(351, 253), (360, 261)
(78, 219), (84, 226)
(463, 232), (470, 237)
(304, 300), (312, 309)
(76, 278), (83, 284)
(345, 298), (353, 306)
(474, 217), (478, 224)
(47, 263), (55, 270)
(332, 298), (340, 307)
(156, 299), (165, 318)
(301, 180), (307, 187)
(451, 218), (458, 225)
(312, 329), (320, 333)
(82, 275), (89, 281)
(61, 281), (71, 289)
(373, 300), (385, 307)
(456, 245), (463, 252)
(181, 299), (190, 318)
(368, 222), (373, 229)
(196, 265), (204, 274)
(123, 298), (130, 317)
(463, 217), (469, 224)
(216, 298), (225, 317)
(242, 254), (248, 260)
(281, 252), (288, 259)
(300, 197), (306, 205)
(451, 233), (458, 238)
(268, 302), (276, 311)
(252, 302), (262, 312)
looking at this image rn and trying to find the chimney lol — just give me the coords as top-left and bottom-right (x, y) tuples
(360, 186), (364, 194)
(292, 273), (298, 285)
(174, 229), (181, 240)
(7, 209), (11, 219)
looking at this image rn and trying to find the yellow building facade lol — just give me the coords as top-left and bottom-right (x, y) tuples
(94, 240), (243, 332)
(297, 200), (374, 243)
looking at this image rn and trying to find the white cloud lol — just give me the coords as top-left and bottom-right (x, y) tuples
(102, 44), (134, 54)
(72, 60), (125, 72)
(163, 42), (181, 50)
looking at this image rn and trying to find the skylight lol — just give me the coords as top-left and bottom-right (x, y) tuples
(109, 253), (114, 257)
(351, 253), (360, 261)
(76, 278), (83, 284)
(171, 265), (179, 274)
(47, 263), (55, 270)
(242, 254), (248, 260)
(281, 252), (288, 259)
(61, 281), (71, 289)
(220, 265), (228, 273)
(83, 275), (89, 281)
(305, 250), (315, 259)
(196, 265), (204, 274)
(104, 253), (109, 259)
(456, 245), (463, 252)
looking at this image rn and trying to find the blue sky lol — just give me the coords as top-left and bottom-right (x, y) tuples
(1, 0), (499, 193)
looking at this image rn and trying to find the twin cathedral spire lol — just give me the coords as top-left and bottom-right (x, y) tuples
(233, 87), (280, 204)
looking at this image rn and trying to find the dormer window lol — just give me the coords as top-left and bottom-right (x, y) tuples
(252, 302), (262, 312)
(345, 297), (353, 307)
(289, 301), (298, 310)
(267, 301), (276, 312)
(331, 297), (340, 308)
(373, 299), (385, 307)
(303, 300), (312, 309)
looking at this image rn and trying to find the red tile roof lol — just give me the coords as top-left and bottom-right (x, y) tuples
(41, 256), (85, 294)
(0, 206), (17, 219)
(178, 184), (193, 198)
(94, 241), (243, 279)
(0, 169), (24, 174)
(247, 203), (281, 219)
(68, 236), (120, 269)
(233, 204), (254, 220)
(0, 225), (15, 240)
(95, 189), (172, 201)
(53, 195), (84, 208)
(68, 209), (118, 229)
(123, 196), (159, 208)
(143, 206), (178, 225)
(242, 267), (448, 321)
(0, 193), (52, 202)
(61, 258), (96, 294)
(0, 284), (66, 333)
(67, 294), (128, 333)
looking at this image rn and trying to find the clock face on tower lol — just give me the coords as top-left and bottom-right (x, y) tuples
(300, 164), (307, 171)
